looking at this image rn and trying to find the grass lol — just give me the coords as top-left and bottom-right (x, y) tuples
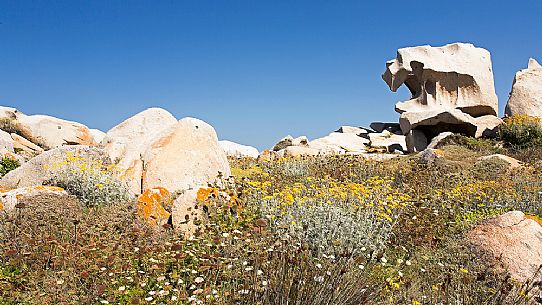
(2, 139), (542, 304)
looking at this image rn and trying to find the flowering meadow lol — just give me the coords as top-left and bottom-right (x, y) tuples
(2, 136), (542, 304)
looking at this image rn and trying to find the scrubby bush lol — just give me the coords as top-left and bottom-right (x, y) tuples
(499, 115), (542, 148)
(0, 154), (20, 176)
(46, 152), (131, 207)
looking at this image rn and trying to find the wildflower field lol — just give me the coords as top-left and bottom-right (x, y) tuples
(2, 136), (542, 304)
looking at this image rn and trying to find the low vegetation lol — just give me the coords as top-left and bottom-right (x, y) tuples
(2, 120), (542, 304)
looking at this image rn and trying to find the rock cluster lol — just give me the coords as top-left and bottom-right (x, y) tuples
(0, 106), (231, 236)
(266, 125), (407, 159)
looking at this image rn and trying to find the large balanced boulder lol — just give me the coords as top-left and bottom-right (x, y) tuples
(505, 58), (542, 118)
(142, 118), (231, 192)
(101, 108), (178, 194)
(219, 140), (259, 158)
(468, 211), (542, 282)
(0, 146), (110, 189)
(382, 43), (501, 152)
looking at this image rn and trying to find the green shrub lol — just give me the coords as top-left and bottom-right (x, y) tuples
(499, 115), (542, 148)
(0, 154), (20, 176)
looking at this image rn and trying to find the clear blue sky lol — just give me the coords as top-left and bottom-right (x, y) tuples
(1, 1), (541, 150)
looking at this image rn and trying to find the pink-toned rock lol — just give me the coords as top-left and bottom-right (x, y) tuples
(468, 211), (542, 282)
(142, 117), (231, 192)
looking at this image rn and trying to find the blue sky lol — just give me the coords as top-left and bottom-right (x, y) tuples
(0, 1), (541, 150)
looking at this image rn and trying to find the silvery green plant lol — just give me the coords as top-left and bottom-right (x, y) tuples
(47, 157), (131, 208)
(273, 158), (311, 178)
(263, 198), (395, 258)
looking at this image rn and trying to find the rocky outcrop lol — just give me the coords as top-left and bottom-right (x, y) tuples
(142, 118), (231, 193)
(310, 132), (369, 153)
(335, 126), (370, 135)
(219, 140), (259, 158)
(14, 114), (96, 149)
(0, 106), (97, 151)
(383, 43), (498, 116)
(368, 131), (406, 153)
(272, 135), (308, 151)
(0, 146), (110, 189)
(399, 109), (502, 139)
(382, 43), (501, 152)
(505, 58), (542, 118)
(369, 122), (401, 134)
(468, 211), (542, 282)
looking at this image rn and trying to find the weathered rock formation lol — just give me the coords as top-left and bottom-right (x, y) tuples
(505, 58), (542, 118)
(0, 106), (100, 151)
(382, 43), (501, 151)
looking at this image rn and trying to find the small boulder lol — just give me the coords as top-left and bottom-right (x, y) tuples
(272, 135), (308, 151)
(427, 132), (454, 149)
(171, 188), (206, 237)
(0, 130), (14, 154)
(419, 148), (444, 164)
(0, 185), (67, 212)
(468, 211), (542, 282)
(219, 140), (259, 159)
(137, 187), (172, 226)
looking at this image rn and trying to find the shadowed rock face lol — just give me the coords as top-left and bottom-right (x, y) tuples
(382, 43), (501, 151)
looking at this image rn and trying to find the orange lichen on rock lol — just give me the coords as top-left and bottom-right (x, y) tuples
(197, 187), (219, 201)
(137, 187), (172, 225)
(525, 214), (542, 227)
